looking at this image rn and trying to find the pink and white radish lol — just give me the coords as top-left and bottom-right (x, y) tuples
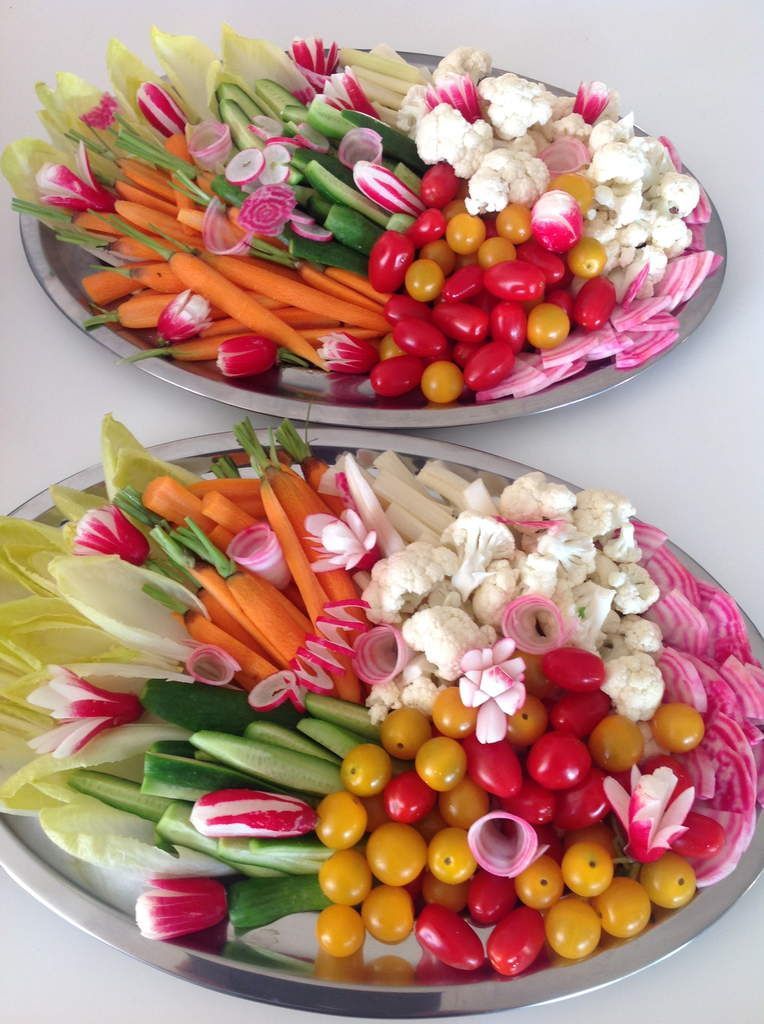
(501, 595), (573, 654)
(187, 120), (232, 171)
(225, 148), (266, 186)
(353, 161), (425, 217)
(467, 812), (543, 877)
(248, 668), (307, 712)
(425, 74), (482, 124)
(191, 789), (317, 838)
(36, 141), (115, 213)
(316, 332), (380, 374)
(604, 765), (695, 863)
(185, 644), (240, 687)
(573, 81), (611, 124)
(73, 505), (149, 565)
(202, 197), (252, 256)
(136, 877), (227, 940)
(353, 624), (412, 686)
(305, 509), (378, 571)
(530, 190), (583, 253)
(136, 82), (187, 137)
(157, 289), (213, 341)
(227, 523), (289, 588)
(338, 128), (383, 168)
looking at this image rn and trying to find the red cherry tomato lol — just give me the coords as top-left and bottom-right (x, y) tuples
(420, 163), (460, 209)
(463, 340), (516, 392)
(370, 355), (425, 397)
(527, 733), (592, 791)
(541, 648), (606, 693)
(462, 733), (522, 798)
(467, 870), (517, 926)
(670, 811), (726, 861)
(535, 823), (564, 863)
(490, 302), (527, 353)
(500, 778), (557, 825)
(484, 261), (545, 302)
(545, 288), (575, 319)
(432, 303), (490, 345)
(392, 319), (449, 359)
(572, 276), (617, 331)
(553, 769), (609, 830)
(369, 231), (415, 293)
(486, 906), (546, 977)
(384, 294), (432, 326)
(516, 238), (566, 285)
(550, 690), (612, 738)
(383, 770), (437, 824)
(441, 265), (484, 303)
(640, 755), (693, 798)
(452, 341), (479, 368)
(407, 208), (447, 247)
(414, 904), (485, 971)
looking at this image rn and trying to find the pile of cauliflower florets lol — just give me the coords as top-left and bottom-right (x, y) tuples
(397, 46), (701, 300)
(360, 466), (665, 727)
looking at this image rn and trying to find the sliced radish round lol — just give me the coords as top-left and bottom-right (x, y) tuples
(291, 220), (333, 242)
(248, 116), (283, 140)
(338, 127), (384, 168)
(289, 210), (315, 225)
(225, 148), (266, 185)
(293, 123), (331, 153)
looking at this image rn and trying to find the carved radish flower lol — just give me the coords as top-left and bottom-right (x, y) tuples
(305, 510), (378, 571)
(459, 638), (526, 744)
(603, 765), (696, 863)
(73, 505), (149, 565)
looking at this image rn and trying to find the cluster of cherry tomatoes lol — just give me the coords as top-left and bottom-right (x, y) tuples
(312, 646), (724, 976)
(365, 164), (617, 404)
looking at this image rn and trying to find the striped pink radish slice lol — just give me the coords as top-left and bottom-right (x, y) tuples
(191, 789), (317, 838)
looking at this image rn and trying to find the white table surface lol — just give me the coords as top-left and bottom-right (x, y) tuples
(0, 3), (762, 1022)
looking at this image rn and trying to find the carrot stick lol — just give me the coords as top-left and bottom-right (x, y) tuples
(185, 611), (277, 686)
(164, 135), (196, 212)
(201, 317), (247, 338)
(235, 495), (267, 518)
(275, 308), (341, 328)
(304, 459), (347, 517)
(324, 267), (392, 305)
(204, 254), (389, 333)
(169, 253), (326, 368)
(201, 491), (257, 535)
(177, 208), (206, 231)
(208, 524), (235, 551)
(114, 201), (200, 244)
(227, 572), (310, 664)
(129, 262), (184, 293)
(142, 476), (214, 532)
(81, 269), (139, 305)
(111, 236), (171, 261)
(249, 292), (288, 310)
(134, 336), (225, 362)
(118, 159), (177, 202)
(88, 292), (177, 329)
(200, 589), (266, 650)
(74, 212), (122, 236)
(114, 180), (178, 216)
(244, 256), (302, 283)
(297, 327), (383, 343)
(297, 265), (385, 315)
(190, 479), (263, 499)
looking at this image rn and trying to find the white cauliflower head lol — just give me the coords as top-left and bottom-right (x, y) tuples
(602, 652), (664, 721)
(362, 541), (459, 623)
(397, 655), (444, 716)
(648, 171), (700, 219)
(628, 136), (674, 188)
(434, 46), (492, 84)
(573, 489), (636, 539)
(544, 112), (591, 143)
(506, 134), (539, 156)
(441, 512), (515, 601)
(471, 558), (521, 627)
(396, 84), (429, 136)
(589, 141), (648, 186)
(619, 614), (663, 654)
(416, 105), (494, 179)
(519, 551), (559, 598)
(478, 73), (554, 140)
(401, 606), (495, 681)
(536, 524), (597, 587)
(500, 471), (576, 522)
(593, 182), (644, 228)
(594, 555), (659, 614)
(602, 522), (642, 563)
(609, 245), (669, 301)
(465, 148), (550, 214)
(569, 580), (616, 651)
(649, 214), (692, 258)
(588, 114), (635, 151)
(365, 678), (402, 724)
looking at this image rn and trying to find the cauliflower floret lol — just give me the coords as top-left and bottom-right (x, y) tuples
(549, 95), (575, 121)
(478, 73), (554, 141)
(609, 245), (668, 301)
(649, 214), (692, 258)
(500, 471), (576, 522)
(505, 133), (539, 156)
(617, 219), (651, 249)
(573, 489), (636, 539)
(601, 652), (664, 721)
(602, 522), (642, 563)
(401, 606), (495, 681)
(441, 512), (515, 601)
(465, 148), (549, 214)
(552, 578), (577, 622)
(588, 114), (635, 151)
(536, 524), (597, 586)
(396, 655), (443, 716)
(612, 563), (660, 614)
(593, 183), (644, 228)
(396, 84), (429, 136)
(471, 559), (520, 627)
(362, 541), (458, 623)
(589, 142), (648, 186)
(648, 171), (700, 219)
(426, 581), (463, 609)
(544, 112), (591, 143)
(365, 678), (402, 724)
(570, 581), (616, 651)
(520, 552), (559, 598)
(416, 105), (494, 179)
(434, 46), (492, 84)
(619, 614), (663, 653)
(628, 137), (674, 188)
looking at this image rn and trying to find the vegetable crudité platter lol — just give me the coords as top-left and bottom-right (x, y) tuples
(0, 418), (761, 1016)
(5, 29), (725, 426)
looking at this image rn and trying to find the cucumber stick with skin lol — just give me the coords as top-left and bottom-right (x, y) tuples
(217, 82), (265, 121)
(340, 110), (427, 174)
(324, 205), (384, 255)
(218, 836), (332, 874)
(303, 161), (391, 228)
(229, 875), (330, 931)
(141, 751), (258, 801)
(304, 693), (381, 741)
(286, 230), (368, 274)
(244, 721), (340, 764)
(68, 770), (175, 823)
(155, 804), (284, 877)
(190, 732), (343, 795)
(290, 149), (356, 190)
(255, 80), (308, 121)
(140, 679), (300, 734)
(296, 718), (367, 759)
(218, 98), (258, 152)
(306, 97), (351, 141)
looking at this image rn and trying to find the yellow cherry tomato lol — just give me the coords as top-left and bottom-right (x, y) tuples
(519, 650), (555, 699)
(592, 877), (652, 938)
(527, 303), (571, 350)
(515, 854), (564, 910)
(380, 708), (432, 759)
(640, 852), (697, 909)
(589, 715), (644, 772)
(421, 871), (471, 912)
(421, 361), (464, 404)
(379, 333), (405, 360)
(561, 841), (614, 898)
(477, 236), (517, 268)
(496, 203), (532, 243)
(361, 885), (414, 944)
(316, 904), (365, 958)
(420, 239), (457, 276)
(341, 744), (392, 797)
(454, 252), (479, 268)
(416, 807), (448, 842)
(415, 737), (467, 792)
(427, 826), (476, 884)
(319, 849), (373, 905)
(446, 213), (487, 255)
(438, 777), (489, 829)
(405, 258), (445, 302)
(432, 687), (477, 739)
(650, 703), (705, 753)
(563, 824), (617, 858)
(545, 897), (602, 960)
(567, 237), (606, 278)
(366, 822), (427, 886)
(362, 792), (389, 832)
(316, 791), (368, 849)
(364, 955), (416, 985)
(505, 694), (549, 747)
(548, 173), (594, 214)
(443, 198), (468, 220)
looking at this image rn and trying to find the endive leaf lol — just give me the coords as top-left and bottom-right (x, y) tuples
(101, 414), (199, 500)
(0, 137), (67, 202)
(151, 26), (218, 122)
(3, 661), (189, 705)
(49, 484), (105, 523)
(106, 37), (163, 120)
(220, 24), (311, 94)
(0, 522), (67, 595)
(34, 72), (121, 180)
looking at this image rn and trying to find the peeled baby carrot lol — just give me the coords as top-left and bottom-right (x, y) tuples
(114, 180), (178, 216)
(81, 268), (140, 305)
(297, 264), (385, 315)
(117, 159), (176, 202)
(142, 475), (214, 532)
(200, 491), (257, 535)
(324, 267), (392, 305)
(185, 611), (277, 686)
(208, 524), (235, 551)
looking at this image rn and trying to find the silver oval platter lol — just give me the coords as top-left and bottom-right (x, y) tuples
(1, 429), (760, 1017)
(18, 54), (726, 428)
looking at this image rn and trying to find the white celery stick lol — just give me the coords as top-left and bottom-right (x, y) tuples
(373, 451), (430, 494)
(338, 48), (425, 84)
(372, 471), (455, 534)
(417, 461), (497, 516)
(385, 503), (440, 545)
